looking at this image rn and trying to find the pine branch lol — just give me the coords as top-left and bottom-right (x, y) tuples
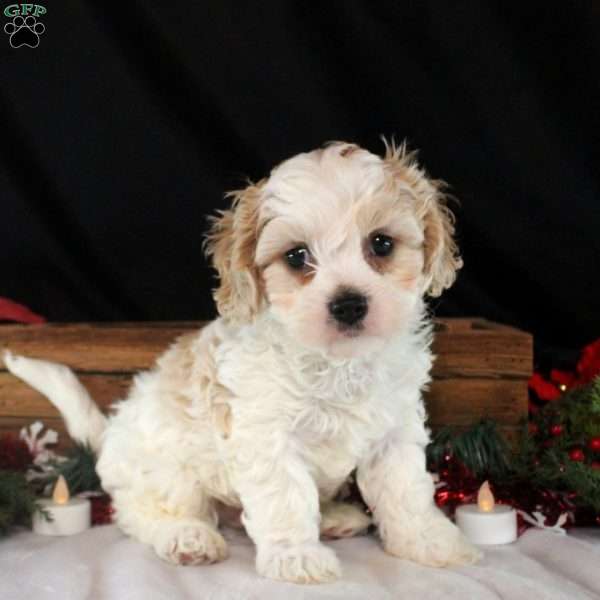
(0, 470), (46, 536)
(44, 444), (102, 494)
(427, 419), (512, 478)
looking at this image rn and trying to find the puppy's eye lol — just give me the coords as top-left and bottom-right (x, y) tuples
(370, 233), (394, 257)
(285, 246), (310, 269)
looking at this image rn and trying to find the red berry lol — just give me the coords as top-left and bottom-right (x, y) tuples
(587, 437), (600, 452)
(550, 424), (563, 436)
(568, 448), (585, 462)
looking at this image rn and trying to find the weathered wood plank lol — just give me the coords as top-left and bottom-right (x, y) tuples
(424, 378), (527, 426)
(0, 318), (532, 448)
(432, 319), (532, 378)
(0, 373), (130, 417)
(0, 372), (527, 427)
(0, 322), (196, 372)
(1, 319), (532, 378)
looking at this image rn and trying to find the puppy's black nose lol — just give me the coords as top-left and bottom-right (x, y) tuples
(328, 292), (368, 326)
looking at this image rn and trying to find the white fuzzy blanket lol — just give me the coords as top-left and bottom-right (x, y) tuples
(1, 525), (599, 599)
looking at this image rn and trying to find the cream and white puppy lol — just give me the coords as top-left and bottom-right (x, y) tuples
(4, 141), (480, 584)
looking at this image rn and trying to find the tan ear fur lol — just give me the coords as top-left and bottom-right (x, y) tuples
(204, 180), (266, 322)
(382, 139), (462, 297)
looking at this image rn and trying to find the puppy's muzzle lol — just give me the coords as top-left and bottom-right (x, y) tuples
(328, 291), (368, 326)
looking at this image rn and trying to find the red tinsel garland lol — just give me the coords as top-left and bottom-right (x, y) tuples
(433, 453), (582, 534)
(90, 494), (115, 526)
(433, 335), (600, 534)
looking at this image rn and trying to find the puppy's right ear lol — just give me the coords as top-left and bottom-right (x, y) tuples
(204, 180), (266, 323)
(382, 139), (462, 297)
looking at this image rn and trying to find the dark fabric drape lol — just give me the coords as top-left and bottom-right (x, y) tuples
(1, 1), (598, 366)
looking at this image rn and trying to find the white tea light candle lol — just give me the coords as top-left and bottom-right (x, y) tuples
(455, 481), (517, 545)
(32, 475), (91, 536)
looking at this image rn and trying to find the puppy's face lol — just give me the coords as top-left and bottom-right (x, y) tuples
(206, 142), (461, 358)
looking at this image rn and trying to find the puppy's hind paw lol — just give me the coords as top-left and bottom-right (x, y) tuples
(320, 501), (372, 540)
(153, 520), (229, 566)
(257, 542), (341, 584)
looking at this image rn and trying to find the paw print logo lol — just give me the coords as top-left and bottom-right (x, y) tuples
(4, 15), (45, 48)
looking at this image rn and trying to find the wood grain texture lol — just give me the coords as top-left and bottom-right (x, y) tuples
(432, 319), (532, 378)
(0, 319), (532, 447)
(0, 373), (527, 425)
(1, 319), (532, 377)
(0, 373), (129, 417)
(0, 322), (196, 372)
(425, 378), (527, 426)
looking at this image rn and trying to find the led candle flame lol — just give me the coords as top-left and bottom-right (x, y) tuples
(33, 474), (91, 535)
(52, 475), (70, 505)
(477, 481), (495, 512)
(456, 480), (516, 544)
(32, 475), (92, 535)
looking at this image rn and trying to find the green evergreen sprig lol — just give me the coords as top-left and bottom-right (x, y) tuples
(427, 418), (513, 479)
(43, 444), (102, 495)
(428, 376), (600, 514)
(0, 470), (49, 536)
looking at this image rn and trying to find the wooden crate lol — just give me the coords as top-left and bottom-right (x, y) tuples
(0, 319), (531, 449)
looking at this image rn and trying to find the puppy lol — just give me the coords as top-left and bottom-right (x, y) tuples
(5, 141), (480, 583)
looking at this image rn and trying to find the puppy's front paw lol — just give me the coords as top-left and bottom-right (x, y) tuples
(153, 520), (229, 566)
(383, 513), (481, 568)
(257, 542), (341, 584)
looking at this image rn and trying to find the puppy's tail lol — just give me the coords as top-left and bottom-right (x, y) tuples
(3, 351), (107, 452)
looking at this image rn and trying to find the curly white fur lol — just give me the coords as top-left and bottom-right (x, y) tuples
(4, 141), (480, 584)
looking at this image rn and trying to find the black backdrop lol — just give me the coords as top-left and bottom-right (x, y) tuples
(1, 2), (599, 367)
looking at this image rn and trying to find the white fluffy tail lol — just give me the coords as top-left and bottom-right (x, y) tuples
(3, 351), (107, 452)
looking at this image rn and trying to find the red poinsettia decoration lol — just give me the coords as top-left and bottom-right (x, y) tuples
(0, 297), (45, 324)
(577, 340), (600, 385)
(529, 372), (562, 402)
(529, 337), (600, 405)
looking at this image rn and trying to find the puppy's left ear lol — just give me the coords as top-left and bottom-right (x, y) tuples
(204, 180), (266, 323)
(383, 141), (463, 297)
